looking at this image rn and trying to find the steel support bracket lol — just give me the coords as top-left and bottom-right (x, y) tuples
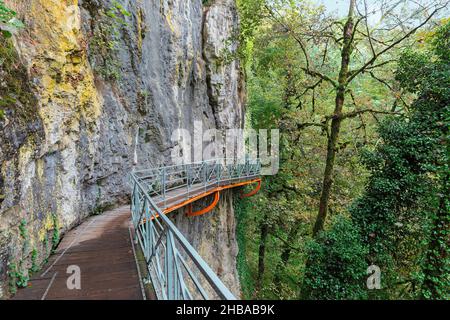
(240, 179), (262, 198)
(186, 191), (220, 217)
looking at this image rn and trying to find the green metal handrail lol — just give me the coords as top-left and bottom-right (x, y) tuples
(130, 158), (261, 300)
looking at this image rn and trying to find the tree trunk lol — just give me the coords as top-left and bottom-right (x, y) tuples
(274, 222), (301, 291)
(255, 220), (269, 296)
(313, 0), (355, 237)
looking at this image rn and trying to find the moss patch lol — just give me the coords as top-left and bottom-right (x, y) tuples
(84, 1), (131, 81)
(0, 38), (37, 122)
(0, 37), (42, 159)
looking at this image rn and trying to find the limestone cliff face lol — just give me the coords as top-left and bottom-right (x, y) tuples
(0, 0), (244, 298)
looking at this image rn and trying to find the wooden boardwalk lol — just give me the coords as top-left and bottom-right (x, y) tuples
(12, 176), (260, 300)
(13, 207), (145, 300)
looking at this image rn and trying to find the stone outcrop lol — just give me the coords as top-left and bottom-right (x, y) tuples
(0, 0), (244, 298)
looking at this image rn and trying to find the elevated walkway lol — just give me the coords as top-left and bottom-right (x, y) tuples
(130, 158), (261, 300)
(12, 158), (261, 300)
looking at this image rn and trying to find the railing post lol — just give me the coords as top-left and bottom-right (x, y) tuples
(131, 182), (136, 223)
(146, 200), (153, 258)
(246, 158), (250, 177)
(132, 182), (140, 244)
(186, 164), (191, 197)
(166, 230), (176, 300)
(162, 167), (166, 208)
(203, 161), (207, 193)
(142, 198), (147, 259)
(217, 162), (221, 187)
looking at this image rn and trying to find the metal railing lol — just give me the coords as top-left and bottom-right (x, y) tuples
(130, 158), (261, 300)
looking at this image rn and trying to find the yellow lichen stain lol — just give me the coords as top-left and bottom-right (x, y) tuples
(26, 0), (103, 145)
(40, 75), (56, 98)
(36, 158), (44, 180)
(17, 140), (35, 171)
(38, 213), (57, 242)
(165, 9), (180, 37)
(79, 71), (102, 119)
(195, 59), (203, 79)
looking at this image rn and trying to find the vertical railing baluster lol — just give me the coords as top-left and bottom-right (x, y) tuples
(246, 158), (250, 177)
(186, 164), (189, 197)
(162, 167), (166, 209)
(147, 202), (153, 258)
(174, 253), (180, 300)
(203, 161), (207, 193)
(165, 230), (173, 300)
(166, 230), (174, 300)
(144, 199), (149, 260)
(217, 162), (220, 187)
(133, 185), (139, 243)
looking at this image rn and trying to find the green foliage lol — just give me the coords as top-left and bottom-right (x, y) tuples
(348, 20), (450, 299)
(431, 20), (450, 63)
(0, 0), (24, 38)
(398, 21), (450, 300)
(89, 1), (130, 81)
(236, 0), (266, 62)
(0, 0), (14, 23)
(234, 195), (255, 299)
(19, 219), (27, 239)
(42, 233), (50, 265)
(236, 0), (376, 300)
(8, 261), (29, 291)
(236, 0), (447, 300)
(18, 219), (32, 260)
(301, 216), (368, 300)
(7, 265), (17, 295)
(349, 117), (433, 298)
(51, 213), (60, 252)
(30, 248), (39, 274)
(0, 36), (38, 125)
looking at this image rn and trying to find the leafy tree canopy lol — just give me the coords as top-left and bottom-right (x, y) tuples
(0, 1), (23, 38)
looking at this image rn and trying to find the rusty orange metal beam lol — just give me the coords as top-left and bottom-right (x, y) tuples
(141, 178), (262, 222)
(241, 179), (261, 198)
(186, 191), (220, 217)
(162, 178), (262, 214)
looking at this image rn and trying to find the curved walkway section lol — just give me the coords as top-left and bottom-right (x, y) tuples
(130, 158), (261, 300)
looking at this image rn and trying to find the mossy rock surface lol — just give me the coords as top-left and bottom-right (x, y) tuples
(0, 37), (44, 207)
(0, 37), (43, 159)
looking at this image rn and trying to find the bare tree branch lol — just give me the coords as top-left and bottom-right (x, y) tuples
(365, 59), (397, 71)
(369, 71), (393, 90)
(338, 108), (402, 120)
(364, 0), (376, 56)
(347, 4), (447, 84)
(265, 4), (338, 88)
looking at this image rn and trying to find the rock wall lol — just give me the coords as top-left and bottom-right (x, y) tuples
(0, 0), (244, 298)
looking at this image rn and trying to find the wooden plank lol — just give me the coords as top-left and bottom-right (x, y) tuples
(12, 207), (145, 300)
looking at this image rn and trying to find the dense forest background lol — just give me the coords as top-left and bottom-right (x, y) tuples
(234, 0), (449, 300)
